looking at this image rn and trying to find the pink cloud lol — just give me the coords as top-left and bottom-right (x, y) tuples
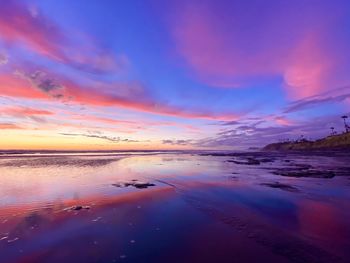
(171, 1), (285, 86)
(0, 73), (48, 99)
(273, 116), (293, 126)
(0, 0), (126, 74)
(65, 82), (238, 120)
(0, 123), (23, 129)
(1, 106), (53, 116)
(0, 70), (239, 121)
(283, 35), (334, 99)
(0, 0), (64, 60)
(168, 0), (349, 98)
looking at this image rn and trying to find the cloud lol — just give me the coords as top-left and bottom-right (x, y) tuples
(1, 67), (240, 121)
(0, 53), (8, 65)
(1, 106), (53, 116)
(220, 120), (242, 126)
(0, 73), (48, 99)
(167, 0), (349, 98)
(0, 123), (23, 129)
(284, 87), (350, 113)
(59, 132), (140, 143)
(282, 35), (333, 98)
(0, 0), (127, 74)
(286, 95), (350, 113)
(1, 106), (53, 124)
(195, 114), (349, 149)
(72, 115), (138, 126)
(15, 70), (64, 98)
(162, 139), (193, 146)
(273, 116), (293, 126)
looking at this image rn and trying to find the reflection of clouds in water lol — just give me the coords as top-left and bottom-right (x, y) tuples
(0, 153), (349, 263)
(0, 156), (121, 167)
(298, 199), (350, 246)
(73, 192), (80, 200)
(0, 153), (350, 224)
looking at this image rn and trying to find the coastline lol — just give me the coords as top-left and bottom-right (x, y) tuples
(263, 133), (350, 151)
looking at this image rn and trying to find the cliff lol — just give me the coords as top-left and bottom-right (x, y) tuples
(263, 132), (350, 151)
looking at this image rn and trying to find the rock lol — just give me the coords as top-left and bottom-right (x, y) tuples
(112, 180), (155, 189)
(289, 163), (313, 169)
(258, 158), (275, 163)
(261, 182), (299, 192)
(333, 167), (350, 176)
(272, 169), (335, 178)
(65, 205), (90, 211)
(133, 182), (155, 189)
(227, 157), (261, 165)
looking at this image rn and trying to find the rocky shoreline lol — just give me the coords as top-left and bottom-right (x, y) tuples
(263, 132), (350, 151)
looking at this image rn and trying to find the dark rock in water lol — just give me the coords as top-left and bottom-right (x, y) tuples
(133, 182), (156, 189)
(112, 180), (155, 189)
(261, 182), (299, 192)
(73, 206), (82, 210)
(258, 158), (275, 163)
(66, 205), (90, 211)
(289, 163), (314, 169)
(333, 167), (350, 176)
(227, 157), (261, 165)
(272, 169), (335, 178)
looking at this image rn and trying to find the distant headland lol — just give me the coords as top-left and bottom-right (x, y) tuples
(263, 115), (350, 151)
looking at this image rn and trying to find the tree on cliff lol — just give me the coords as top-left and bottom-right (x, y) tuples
(330, 127), (336, 136)
(341, 115), (349, 133)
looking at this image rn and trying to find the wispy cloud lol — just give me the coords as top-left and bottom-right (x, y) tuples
(0, 52), (8, 65)
(59, 132), (140, 143)
(162, 139), (193, 146)
(284, 87), (350, 113)
(1, 106), (53, 124)
(1, 67), (240, 121)
(168, 0), (349, 98)
(2, 106), (53, 116)
(15, 70), (64, 99)
(0, 0), (127, 74)
(195, 114), (349, 149)
(0, 123), (23, 129)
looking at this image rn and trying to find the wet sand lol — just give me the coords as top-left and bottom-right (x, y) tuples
(0, 152), (349, 263)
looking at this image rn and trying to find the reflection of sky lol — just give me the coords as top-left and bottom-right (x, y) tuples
(1, 153), (349, 212)
(0, 153), (350, 260)
(0, 154), (230, 207)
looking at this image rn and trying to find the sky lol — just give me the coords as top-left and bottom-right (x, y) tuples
(0, 0), (350, 150)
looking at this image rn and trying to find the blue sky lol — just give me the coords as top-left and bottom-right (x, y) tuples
(0, 0), (349, 150)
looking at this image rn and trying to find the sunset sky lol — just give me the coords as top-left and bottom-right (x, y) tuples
(0, 0), (349, 150)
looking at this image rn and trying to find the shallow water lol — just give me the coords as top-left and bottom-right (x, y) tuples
(0, 152), (350, 263)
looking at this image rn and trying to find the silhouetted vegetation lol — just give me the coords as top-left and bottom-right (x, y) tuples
(341, 115), (349, 133)
(264, 115), (350, 151)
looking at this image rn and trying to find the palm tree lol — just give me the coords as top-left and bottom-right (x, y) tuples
(341, 115), (349, 133)
(330, 127), (335, 136)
